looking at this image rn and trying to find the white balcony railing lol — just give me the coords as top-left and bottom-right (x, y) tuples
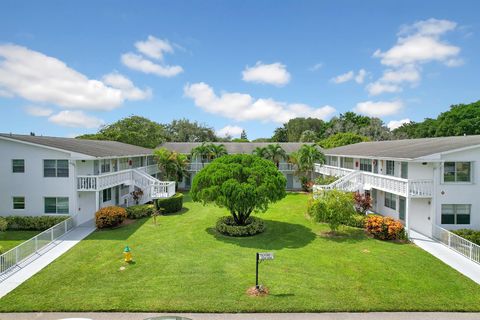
(314, 164), (433, 198)
(433, 225), (480, 264)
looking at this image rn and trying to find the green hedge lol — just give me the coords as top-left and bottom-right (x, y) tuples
(155, 193), (183, 214)
(216, 216), (266, 237)
(0, 217), (7, 232)
(125, 204), (155, 219)
(453, 229), (480, 246)
(5, 216), (68, 231)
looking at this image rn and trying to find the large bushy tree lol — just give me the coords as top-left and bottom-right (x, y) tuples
(77, 116), (168, 148)
(191, 154), (286, 225)
(166, 118), (217, 142)
(318, 132), (369, 149)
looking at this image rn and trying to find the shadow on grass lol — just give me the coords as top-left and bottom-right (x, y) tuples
(163, 207), (189, 216)
(206, 219), (316, 250)
(84, 217), (149, 241)
(317, 227), (367, 244)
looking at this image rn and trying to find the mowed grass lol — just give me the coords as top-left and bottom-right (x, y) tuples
(1, 193), (480, 312)
(0, 231), (39, 252)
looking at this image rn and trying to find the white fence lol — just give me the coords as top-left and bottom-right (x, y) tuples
(0, 215), (77, 278)
(432, 225), (480, 264)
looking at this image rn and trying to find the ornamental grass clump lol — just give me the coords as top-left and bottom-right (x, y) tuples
(95, 206), (127, 229)
(365, 215), (406, 240)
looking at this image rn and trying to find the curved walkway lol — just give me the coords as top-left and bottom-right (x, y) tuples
(0, 225), (95, 299)
(410, 230), (480, 284)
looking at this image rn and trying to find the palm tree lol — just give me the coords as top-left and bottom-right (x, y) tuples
(208, 143), (228, 160)
(294, 144), (325, 181)
(191, 142), (210, 165)
(265, 144), (287, 168)
(153, 148), (188, 182)
(252, 146), (268, 158)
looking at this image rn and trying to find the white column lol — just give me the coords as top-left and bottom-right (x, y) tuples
(405, 182), (410, 239)
(95, 191), (100, 212)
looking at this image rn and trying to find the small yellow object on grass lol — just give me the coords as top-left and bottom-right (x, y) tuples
(123, 245), (133, 263)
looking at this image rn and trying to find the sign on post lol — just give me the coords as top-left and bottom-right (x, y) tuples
(256, 252), (274, 289)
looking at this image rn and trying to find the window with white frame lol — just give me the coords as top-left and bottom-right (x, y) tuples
(13, 196), (25, 209)
(441, 204), (471, 224)
(386, 160), (395, 176)
(100, 159), (111, 173)
(103, 188), (112, 202)
(359, 159), (372, 172)
(44, 197), (69, 214)
(384, 192), (396, 210)
(147, 156), (155, 166)
(443, 162), (471, 182)
(341, 157), (354, 169)
(12, 159), (25, 173)
(119, 158), (129, 170)
(43, 160), (69, 177)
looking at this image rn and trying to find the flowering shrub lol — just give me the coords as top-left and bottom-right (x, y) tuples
(354, 191), (371, 214)
(95, 206), (127, 229)
(364, 215), (406, 240)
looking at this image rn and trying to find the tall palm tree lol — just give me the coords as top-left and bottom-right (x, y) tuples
(295, 144), (325, 181)
(265, 144), (287, 168)
(153, 148), (188, 182)
(191, 142), (210, 165)
(252, 146), (268, 158)
(208, 143), (228, 160)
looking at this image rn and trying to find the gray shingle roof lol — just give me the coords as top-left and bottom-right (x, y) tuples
(0, 134), (153, 158)
(324, 135), (480, 159)
(159, 142), (315, 154)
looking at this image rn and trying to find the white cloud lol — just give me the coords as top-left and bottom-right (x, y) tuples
(368, 18), (461, 96)
(354, 100), (403, 117)
(242, 62), (291, 86)
(331, 71), (354, 84)
(48, 110), (104, 128)
(0, 44), (148, 110)
(121, 36), (183, 77)
(331, 69), (367, 84)
(366, 82), (402, 96)
(216, 125), (244, 138)
(184, 82), (336, 123)
(309, 63), (323, 71)
(134, 36), (173, 60)
(355, 69), (367, 84)
(121, 53), (183, 77)
(102, 72), (152, 100)
(25, 106), (53, 117)
(387, 118), (411, 130)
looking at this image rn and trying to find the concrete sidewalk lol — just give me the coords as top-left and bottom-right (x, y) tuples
(1, 313), (480, 320)
(0, 225), (95, 299)
(410, 230), (480, 284)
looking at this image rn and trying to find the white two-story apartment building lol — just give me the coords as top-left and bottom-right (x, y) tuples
(314, 135), (480, 237)
(0, 134), (175, 225)
(160, 142), (308, 190)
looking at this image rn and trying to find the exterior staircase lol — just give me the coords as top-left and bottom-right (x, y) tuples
(131, 169), (176, 202)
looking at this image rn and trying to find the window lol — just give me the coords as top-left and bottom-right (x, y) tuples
(12, 159), (25, 173)
(341, 157), (354, 169)
(147, 156), (155, 166)
(13, 196), (25, 209)
(384, 192), (396, 210)
(44, 160), (69, 177)
(44, 197), (69, 214)
(444, 162), (471, 182)
(100, 159), (111, 173)
(103, 188), (112, 202)
(441, 204), (471, 225)
(386, 160), (395, 176)
(360, 159), (372, 172)
(119, 158), (129, 170)
(131, 157), (143, 168)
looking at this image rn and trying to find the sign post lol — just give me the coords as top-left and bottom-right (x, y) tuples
(255, 252), (274, 289)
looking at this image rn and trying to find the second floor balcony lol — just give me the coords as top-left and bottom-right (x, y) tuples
(314, 164), (433, 198)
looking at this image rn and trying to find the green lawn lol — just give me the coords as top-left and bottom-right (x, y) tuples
(1, 193), (480, 312)
(0, 230), (39, 253)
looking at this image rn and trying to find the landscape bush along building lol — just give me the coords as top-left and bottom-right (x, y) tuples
(155, 193), (184, 214)
(95, 206), (127, 229)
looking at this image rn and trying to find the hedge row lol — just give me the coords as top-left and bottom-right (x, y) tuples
(125, 204), (156, 219)
(453, 229), (480, 246)
(1, 216), (68, 231)
(155, 193), (183, 214)
(216, 216), (266, 237)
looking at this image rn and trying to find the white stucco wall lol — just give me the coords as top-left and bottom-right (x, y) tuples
(0, 138), (76, 217)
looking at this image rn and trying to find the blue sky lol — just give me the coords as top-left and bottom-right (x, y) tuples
(0, 0), (479, 139)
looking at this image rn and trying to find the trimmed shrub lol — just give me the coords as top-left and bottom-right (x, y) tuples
(5, 216), (67, 231)
(155, 193), (183, 214)
(95, 206), (127, 229)
(126, 204), (155, 219)
(453, 229), (480, 246)
(216, 216), (265, 237)
(0, 217), (7, 232)
(347, 214), (367, 228)
(365, 215), (406, 240)
(308, 190), (356, 232)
